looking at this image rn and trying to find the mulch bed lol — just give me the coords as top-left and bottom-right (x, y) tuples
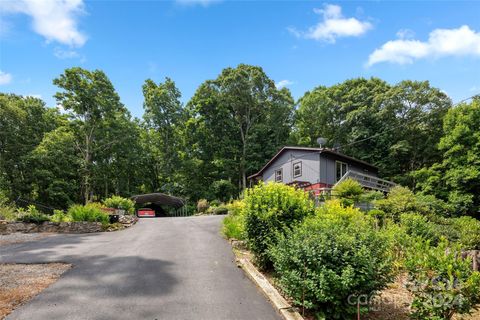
(0, 263), (71, 319)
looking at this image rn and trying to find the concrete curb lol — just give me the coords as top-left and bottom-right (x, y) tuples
(237, 258), (304, 320)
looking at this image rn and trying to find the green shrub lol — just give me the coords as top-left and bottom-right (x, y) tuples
(213, 205), (228, 215)
(332, 178), (364, 206)
(376, 186), (454, 221)
(375, 186), (419, 220)
(103, 196), (135, 214)
(368, 208), (386, 228)
(400, 213), (442, 245)
(50, 209), (72, 223)
(68, 203), (109, 224)
(222, 200), (246, 240)
(405, 239), (480, 320)
(16, 205), (50, 224)
(210, 199), (221, 207)
(244, 182), (315, 269)
(401, 214), (480, 250)
(222, 214), (245, 240)
(449, 216), (480, 250)
(0, 203), (17, 221)
(197, 199), (209, 213)
(270, 202), (394, 318)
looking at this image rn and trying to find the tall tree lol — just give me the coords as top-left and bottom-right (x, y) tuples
(0, 94), (59, 201)
(142, 78), (185, 193)
(414, 97), (480, 215)
(187, 64), (294, 192)
(53, 68), (127, 203)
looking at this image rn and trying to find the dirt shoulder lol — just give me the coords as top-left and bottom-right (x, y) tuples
(0, 263), (71, 319)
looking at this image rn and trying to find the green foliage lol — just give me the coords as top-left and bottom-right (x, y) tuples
(49, 210), (72, 223)
(292, 79), (450, 184)
(400, 213), (441, 245)
(222, 200), (247, 239)
(448, 216), (480, 250)
(0, 196), (17, 221)
(375, 186), (419, 220)
(212, 180), (237, 203)
(67, 203), (110, 224)
(213, 205), (228, 215)
(103, 196), (135, 214)
(197, 199), (209, 213)
(210, 199), (221, 207)
(332, 178), (364, 206)
(375, 186), (451, 220)
(414, 98), (480, 215)
(243, 182), (314, 269)
(400, 213), (480, 250)
(405, 239), (480, 320)
(186, 63), (294, 196)
(16, 205), (50, 224)
(270, 201), (394, 318)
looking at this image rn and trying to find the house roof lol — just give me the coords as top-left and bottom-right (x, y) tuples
(247, 146), (378, 179)
(131, 193), (185, 208)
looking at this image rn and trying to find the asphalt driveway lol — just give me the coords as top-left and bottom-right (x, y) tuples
(0, 216), (280, 320)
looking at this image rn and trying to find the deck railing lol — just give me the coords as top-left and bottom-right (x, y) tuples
(334, 170), (396, 193)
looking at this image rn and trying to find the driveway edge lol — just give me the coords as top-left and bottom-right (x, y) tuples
(237, 258), (304, 320)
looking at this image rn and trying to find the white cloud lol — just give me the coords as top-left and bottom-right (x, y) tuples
(0, 71), (12, 85)
(175, 0), (221, 7)
(289, 4), (372, 43)
(275, 80), (294, 89)
(0, 0), (87, 47)
(367, 25), (480, 66)
(54, 47), (80, 59)
(396, 28), (415, 40)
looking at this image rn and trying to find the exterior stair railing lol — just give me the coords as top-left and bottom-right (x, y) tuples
(334, 170), (396, 193)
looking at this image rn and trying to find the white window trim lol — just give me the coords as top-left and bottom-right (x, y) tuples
(293, 161), (302, 178)
(335, 160), (348, 182)
(275, 168), (283, 182)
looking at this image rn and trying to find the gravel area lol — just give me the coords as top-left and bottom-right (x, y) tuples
(0, 263), (71, 319)
(0, 233), (51, 247)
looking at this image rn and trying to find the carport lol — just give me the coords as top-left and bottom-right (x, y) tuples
(131, 193), (188, 217)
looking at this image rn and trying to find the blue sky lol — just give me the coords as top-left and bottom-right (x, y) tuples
(1, 0), (480, 118)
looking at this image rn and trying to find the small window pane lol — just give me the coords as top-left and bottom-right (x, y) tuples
(293, 162), (302, 178)
(275, 169), (283, 182)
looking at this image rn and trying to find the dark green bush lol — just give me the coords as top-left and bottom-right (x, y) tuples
(68, 203), (109, 224)
(244, 182), (314, 269)
(400, 213), (442, 245)
(16, 205), (50, 224)
(270, 201), (394, 318)
(405, 239), (480, 320)
(213, 205), (228, 215)
(103, 196), (135, 214)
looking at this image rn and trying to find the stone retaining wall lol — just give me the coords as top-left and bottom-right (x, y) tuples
(0, 221), (103, 235)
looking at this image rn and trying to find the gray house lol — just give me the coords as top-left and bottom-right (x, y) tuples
(248, 146), (395, 195)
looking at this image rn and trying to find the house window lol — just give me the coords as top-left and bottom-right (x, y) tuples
(275, 169), (283, 182)
(293, 161), (302, 178)
(336, 161), (348, 182)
